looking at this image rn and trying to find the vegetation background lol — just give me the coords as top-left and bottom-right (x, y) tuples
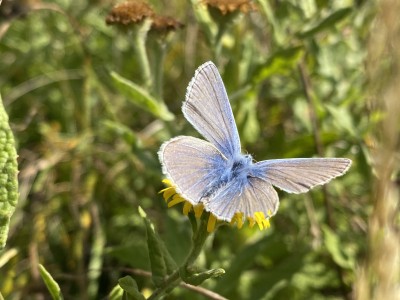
(0, 0), (399, 299)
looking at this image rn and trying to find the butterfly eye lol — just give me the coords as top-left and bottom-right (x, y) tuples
(244, 154), (253, 162)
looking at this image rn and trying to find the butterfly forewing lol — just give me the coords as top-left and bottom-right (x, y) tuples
(253, 158), (351, 194)
(183, 61), (241, 159)
(159, 136), (227, 205)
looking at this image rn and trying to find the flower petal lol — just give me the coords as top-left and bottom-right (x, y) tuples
(193, 204), (204, 218)
(168, 195), (185, 207)
(207, 214), (217, 232)
(183, 202), (192, 215)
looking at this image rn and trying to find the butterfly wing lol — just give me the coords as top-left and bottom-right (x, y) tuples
(159, 136), (228, 205)
(203, 176), (280, 222)
(183, 61), (241, 159)
(252, 158), (351, 194)
(204, 158), (351, 221)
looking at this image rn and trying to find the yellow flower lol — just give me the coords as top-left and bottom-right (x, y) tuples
(159, 179), (273, 232)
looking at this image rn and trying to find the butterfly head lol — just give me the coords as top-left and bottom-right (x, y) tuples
(229, 154), (253, 179)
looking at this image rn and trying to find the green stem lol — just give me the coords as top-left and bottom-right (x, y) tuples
(147, 269), (180, 300)
(82, 60), (91, 130)
(152, 39), (166, 100)
(132, 19), (153, 90)
(148, 215), (211, 299)
(184, 216), (210, 268)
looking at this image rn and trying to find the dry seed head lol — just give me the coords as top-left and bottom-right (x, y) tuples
(202, 0), (256, 15)
(151, 15), (184, 32)
(105, 0), (155, 26)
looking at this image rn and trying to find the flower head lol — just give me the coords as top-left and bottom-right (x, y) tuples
(105, 1), (183, 34)
(160, 179), (272, 232)
(105, 1), (155, 26)
(202, 0), (257, 15)
(151, 15), (184, 33)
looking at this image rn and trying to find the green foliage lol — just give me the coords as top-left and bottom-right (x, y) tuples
(38, 264), (64, 300)
(139, 206), (176, 286)
(183, 268), (225, 286)
(111, 72), (174, 121)
(0, 94), (18, 250)
(118, 276), (146, 300)
(298, 7), (353, 38)
(0, 0), (391, 299)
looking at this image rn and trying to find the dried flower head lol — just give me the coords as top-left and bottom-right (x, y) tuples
(105, 1), (183, 34)
(151, 15), (184, 32)
(202, 0), (256, 15)
(105, 0), (154, 26)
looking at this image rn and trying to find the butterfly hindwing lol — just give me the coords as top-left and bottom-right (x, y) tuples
(204, 175), (279, 221)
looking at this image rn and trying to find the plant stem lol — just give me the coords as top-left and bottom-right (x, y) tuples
(132, 19), (153, 90)
(147, 269), (181, 300)
(152, 39), (166, 100)
(184, 216), (210, 268)
(148, 215), (210, 299)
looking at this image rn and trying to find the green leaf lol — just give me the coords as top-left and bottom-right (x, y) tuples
(138, 206), (178, 287)
(325, 104), (357, 137)
(322, 225), (354, 269)
(255, 0), (285, 45)
(118, 276), (146, 300)
(182, 268), (225, 286)
(163, 213), (192, 266)
(215, 235), (287, 295)
(236, 91), (260, 145)
(0, 94), (19, 250)
(111, 72), (174, 121)
(283, 132), (340, 158)
(106, 241), (150, 271)
(254, 47), (304, 81)
(298, 7), (352, 38)
(159, 237), (179, 275)
(38, 264), (64, 300)
(102, 120), (138, 146)
(108, 284), (124, 300)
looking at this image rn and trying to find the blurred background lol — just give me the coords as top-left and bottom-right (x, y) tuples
(0, 0), (399, 299)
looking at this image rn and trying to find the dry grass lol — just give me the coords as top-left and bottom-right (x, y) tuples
(355, 0), (400, 299)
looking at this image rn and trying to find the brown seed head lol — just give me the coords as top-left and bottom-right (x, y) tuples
(105, 1), (155, 26)
(151, 15), (184, 32)
(202, 0), (256, 15)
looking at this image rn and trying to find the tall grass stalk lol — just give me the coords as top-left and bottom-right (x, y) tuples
(355, 0), (400, 298)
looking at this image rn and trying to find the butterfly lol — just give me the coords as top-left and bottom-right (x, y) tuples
(159, 61), (351, 222)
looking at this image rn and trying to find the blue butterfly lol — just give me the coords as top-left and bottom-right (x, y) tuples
(159, 61), (351, 222)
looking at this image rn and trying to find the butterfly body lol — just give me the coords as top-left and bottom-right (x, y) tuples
(159, 61), (351, 222)
(203, 153), (253, 197)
